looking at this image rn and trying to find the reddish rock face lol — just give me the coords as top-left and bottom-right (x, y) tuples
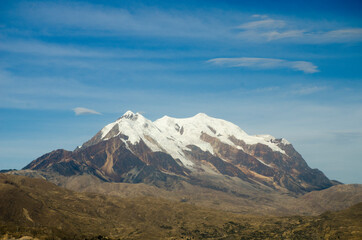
(24, 134), (335, 195)
(25, 137), (189, 185)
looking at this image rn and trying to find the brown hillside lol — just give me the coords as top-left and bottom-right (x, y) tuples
(0, 174), (361, 240)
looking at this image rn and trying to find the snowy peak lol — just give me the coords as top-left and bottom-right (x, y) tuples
(120, 110), (147, 121)
(100, 110), (159, 147)
(26, 110), (337, 195)
(153, 113), (287, 154)
(99, 112), (289, 155)
(154, 113), (247, 147)
(91, 111), (291, 169)
(155, 112), (247, 137)
(193, 112), (210, 118)
(121, 110), (137, 119)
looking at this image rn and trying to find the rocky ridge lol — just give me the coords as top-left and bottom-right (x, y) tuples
(23, 111), (336, 196)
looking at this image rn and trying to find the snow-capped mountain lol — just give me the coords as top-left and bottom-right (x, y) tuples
(24, 111), (336, 194)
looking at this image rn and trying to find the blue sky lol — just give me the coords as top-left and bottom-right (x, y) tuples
(0, 0), (361, 183)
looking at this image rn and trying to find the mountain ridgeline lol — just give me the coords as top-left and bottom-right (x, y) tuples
(24, 111), (336, 195)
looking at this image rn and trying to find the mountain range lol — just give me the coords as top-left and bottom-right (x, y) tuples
(2, 110), (362, 239)
(23, 111), (337, 195)
(2, 111), (360, 216)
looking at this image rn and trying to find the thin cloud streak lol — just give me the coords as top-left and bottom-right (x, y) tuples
(292, 86), (327, 95)
(264, 30), (305, 41)
(207, 57), (319, 73)
(251, 14), (269, 19)
(17, 2), (225, 39)
(237, 17), (362, 43)
(7, 2), (360, 45)
(329, 131), (362, 142)
(237, 19), (286, 29)
(73, 107), (101, 116)
(0, 40), (112, 57)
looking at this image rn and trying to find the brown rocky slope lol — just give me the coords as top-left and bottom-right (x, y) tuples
(1, 174), (361, 240)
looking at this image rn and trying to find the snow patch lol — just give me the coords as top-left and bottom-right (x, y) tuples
(281, 138), (291, 145)
(255, 157), (274, 168)
(255, 134), (291, 146)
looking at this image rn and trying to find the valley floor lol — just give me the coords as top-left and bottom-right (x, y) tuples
(1, 174), (362, 240)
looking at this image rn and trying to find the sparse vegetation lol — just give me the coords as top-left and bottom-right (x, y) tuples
(1, 174), (361, 239)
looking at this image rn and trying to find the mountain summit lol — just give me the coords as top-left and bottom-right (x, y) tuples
(24, 111), (336, 195)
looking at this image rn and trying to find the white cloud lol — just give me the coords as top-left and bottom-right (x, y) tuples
(0, 40), (111, 57)
(237, 17), (362, 43)
(253, 86), (280, 93)
(329, 131), (362, 142)
(292, 86), (327, 95)
(12, 2), (362, 44)
(207, 57), (319, 73)
(73, 107), (101, 115)
(290, 61), (319, 73)
(237, 19), (285, 30)
(311, 28), (362, 43)
(251, 14), (269, 19)
(17, 2), (224, 39)
(264, 30), (305, 41)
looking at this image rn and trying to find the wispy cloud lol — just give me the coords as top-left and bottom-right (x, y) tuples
(73, 107), (101, 116)
(251, 14), (269, 19)
(16, 2), (223, 39)
(292, 86), (327, 95)
(9, 2), (362, 45)
(263, 30), (305, 41)
(253, 86), (280, 93)
(328, 131), (362, 144)
(237, 19), (285, 30)
(317, 28), (362, 43)
(207, 57), (319, 73)
(0, 40), (111, 57)
(237, 16), (362, 43)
